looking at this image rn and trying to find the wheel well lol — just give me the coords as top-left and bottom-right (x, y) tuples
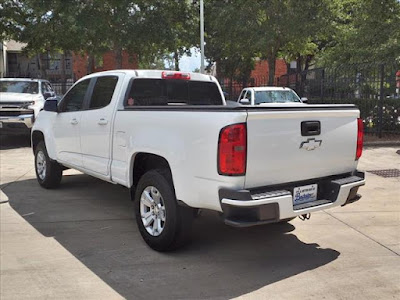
(32, 131), (45, 153)
(132, 153), (172, 188)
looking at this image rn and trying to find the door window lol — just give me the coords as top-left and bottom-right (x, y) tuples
(41, 82), (54, 95)
(88, 76), (118, 109)
(60, 79), (90, 112)
(244, 90), (251, 100)
(239, 90), (246, 100)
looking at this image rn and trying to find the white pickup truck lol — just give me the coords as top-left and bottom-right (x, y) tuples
(32, 70), (365, 251)
(0, 78), (56, 134)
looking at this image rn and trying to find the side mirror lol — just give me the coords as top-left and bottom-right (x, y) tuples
(239, 98), (251, 105)
(43, 99), (58, 112)
(301, 97), (308, 103)
(43, 91), (53, 99)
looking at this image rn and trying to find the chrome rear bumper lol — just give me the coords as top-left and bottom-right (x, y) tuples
(219, 171), (365, 227)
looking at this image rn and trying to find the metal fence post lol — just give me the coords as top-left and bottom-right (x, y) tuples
(320, 68), (325, 101)
(378, 64), (384, 138)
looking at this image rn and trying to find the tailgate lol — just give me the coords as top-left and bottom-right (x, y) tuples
(244, 105), (359, 188)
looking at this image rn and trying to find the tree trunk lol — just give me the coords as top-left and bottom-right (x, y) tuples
(87, 53), (94, 74)
(174, 51), (179, 71)
(115, 48), (123, 69)
(37, 53), (48, 79)
(267, 53), (276, 86)
(296, 55), (302, 94)
(60, 52), (67, 94)
(229, 75), (233, 99)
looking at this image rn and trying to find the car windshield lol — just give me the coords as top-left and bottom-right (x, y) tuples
(0, 81), (39, 94)
(254, 90), (300, 104)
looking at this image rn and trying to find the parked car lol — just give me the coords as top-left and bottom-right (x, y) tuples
(238, 86), (308, 105)
(31, 70), (365, 251)
(0, 78), (56, 134)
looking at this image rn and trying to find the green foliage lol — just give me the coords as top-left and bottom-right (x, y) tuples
(318, 0), (400, 65)
(1, 0), (398, 75)
(205, 0), (332, 84)
(205, 0), (257, 81)
(0, 0), (198, 70)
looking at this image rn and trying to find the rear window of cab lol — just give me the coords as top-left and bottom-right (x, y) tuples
(125, 79), (223, 106)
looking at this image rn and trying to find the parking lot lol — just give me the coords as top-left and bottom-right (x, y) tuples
(0, 136), (399, 300)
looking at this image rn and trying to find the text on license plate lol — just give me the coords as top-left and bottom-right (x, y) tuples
(293, 184), (318, 205)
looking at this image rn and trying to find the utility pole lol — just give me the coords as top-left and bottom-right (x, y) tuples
(200, 0), (205, 73)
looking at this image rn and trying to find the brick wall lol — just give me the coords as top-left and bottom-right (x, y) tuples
(72, 51), (138, 80)
(250, 58), (288, 84)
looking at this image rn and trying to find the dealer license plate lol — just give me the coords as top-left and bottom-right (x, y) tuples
(293, 184), (318, 205)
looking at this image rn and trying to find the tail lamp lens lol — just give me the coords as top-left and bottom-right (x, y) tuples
(161, 71), (190, 80)
(218, 123), (247, 176)
(356, 118), (364, 160)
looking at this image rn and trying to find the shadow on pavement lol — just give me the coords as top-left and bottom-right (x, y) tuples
(0, 135), (31, 150)
(2, 174), (339, 299)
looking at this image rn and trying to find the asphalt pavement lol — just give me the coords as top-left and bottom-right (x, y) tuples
(0, 135), (399, 299)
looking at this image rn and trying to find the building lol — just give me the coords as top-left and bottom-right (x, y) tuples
(0, 40), (138, 93)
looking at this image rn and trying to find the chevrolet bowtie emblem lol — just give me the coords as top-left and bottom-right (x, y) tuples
(300, 138), (322, 151)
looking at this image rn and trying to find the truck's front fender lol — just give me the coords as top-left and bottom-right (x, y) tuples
(31, 111), (57, 160)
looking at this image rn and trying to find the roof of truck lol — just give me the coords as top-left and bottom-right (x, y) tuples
(81, 69), (215, 82)
(246, 86), (294, 91)
(0, 78), (49, 82)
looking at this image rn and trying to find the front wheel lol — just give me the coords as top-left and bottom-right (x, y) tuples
(134, 169), (193, 251)
(34, 141), (62, 188)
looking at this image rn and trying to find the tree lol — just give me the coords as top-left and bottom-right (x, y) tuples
(0, 0), (198, 73)
(205, 0), (332, 86)
(253, 0), (331, 85)
(205, 0), (258, 83)
(137, 0), (198, 71)
(319, 0), (400, 65)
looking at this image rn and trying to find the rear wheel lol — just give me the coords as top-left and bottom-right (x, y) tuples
(134, 169), (193, 251)
(34, 141), (62, 188)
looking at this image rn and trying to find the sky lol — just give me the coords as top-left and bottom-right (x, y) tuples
(179, 48), (201, 72)
(176, 47), (208, 72)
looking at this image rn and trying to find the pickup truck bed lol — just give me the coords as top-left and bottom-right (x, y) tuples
(31, 70), (365, 251)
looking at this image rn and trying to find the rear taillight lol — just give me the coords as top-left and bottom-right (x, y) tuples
(161, 71), (190, 80)
(218, 123), (247, 176)
(356, 118), (364, 160)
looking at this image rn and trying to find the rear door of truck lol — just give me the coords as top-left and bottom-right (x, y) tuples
(244, 105), (360, 189)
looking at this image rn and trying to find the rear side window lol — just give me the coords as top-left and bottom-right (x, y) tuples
(126, 79), (223, 106)
(89, 76), (118, 109)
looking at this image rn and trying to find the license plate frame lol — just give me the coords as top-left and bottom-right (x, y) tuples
(293, 184), (318, 205)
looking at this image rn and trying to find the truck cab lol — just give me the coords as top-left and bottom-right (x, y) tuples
(238, 86), (308, 105)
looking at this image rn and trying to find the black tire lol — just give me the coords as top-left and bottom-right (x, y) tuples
(277, 217), (296, 223)
(34, 141), (62, 189)
(134, 169), (193, 251)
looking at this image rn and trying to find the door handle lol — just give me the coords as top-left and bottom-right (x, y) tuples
(98, 118), (108, 125)
(301, 121), (321, 136)
(70, 118), (78, 125)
